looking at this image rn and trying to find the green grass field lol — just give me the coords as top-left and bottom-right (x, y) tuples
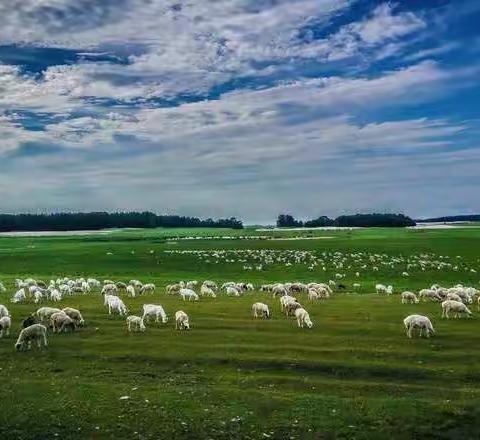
(1, 226), (480, 439)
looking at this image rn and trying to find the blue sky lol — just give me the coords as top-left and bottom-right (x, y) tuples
(0, 0), (479, 223)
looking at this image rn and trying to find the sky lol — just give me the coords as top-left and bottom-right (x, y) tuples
(0, 0), (479, 224)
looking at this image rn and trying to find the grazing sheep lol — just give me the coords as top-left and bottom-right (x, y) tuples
(0, 282), (6, 293)
(446, 292), (464, 303)
(419, 289), (442, 302)
(15, 324), (48, 351)
(226, 286), (241, 297)
(50, 312), (76, 333)
(252, 303), (270, 319)
(353, 283), (361, 290)
(308, 290), (319, 301)
(126, 315), (146, 332)
(116, 282), (127, 290)
(279, 295), (297, 311)
(271, 284), (288, 297)
(403, 315), (435, 338)
(166, 283), (183, 295)
(0, 316), (11, 337)
(175, 310), (190, 330)
(62, 307), (85, 326)
(36, 307), (62, 322)
(33, 290), (43, 304)
(49, 289), (62, 302)
(11, 288), (26, 303)
(126, 285), (136, 298)
(129, 279), (143, 289)
(202, 280), (217, 290)
(376, 284), (393, 295)
(142, 304), (168, 324)
(186, 281), (198, 289)
(104, 295), (128, 316)
(101, 283), (118, 295)
(180, 288), (199, 301)
(0, 304), (9, 318)
(200, 285), (217, 297)
(401, 291), (419, 304)
(441, 300), (472, 319)
(295, 308), (313, 328)
(284, 301), (303, 317)
(141, 283), (156, 294)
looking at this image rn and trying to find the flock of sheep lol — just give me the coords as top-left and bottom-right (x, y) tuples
(1, 276), (479, 351)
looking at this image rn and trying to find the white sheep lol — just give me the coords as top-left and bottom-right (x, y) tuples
(104, 295), (128, 316)
(142, 304), (168, 324)
(295, 308), (313, 328)
(0, 304), (9, 318)
(15, 324), (48, 350)
(441, 300), (472, 319)
(308, 290), (319, 301)
(62, 307), (85, 326)
(50, 312), (75, 333)
(200, 285), (217, 297)
(175, 310), (190, 330)
(375, 284), (393, 295)
(252, 303), (270, 319)
(279, 295), (297, 311)
(141, 283), (155, 294)
(49, 289), (62, 302)
(11, 288), (26, 303)
(419, 289), (442, 302)
(0, 282), (6, 293)
(33, 290), (43, 304)
(401, 291), (419, 304)
(0, 316), (11, 337)
(126, 285), (136, 298)
(180, 288), (199, 301)
(403, 315), (435, 338)
(36, 307), (62, 322)
(126, 315), (146, 332)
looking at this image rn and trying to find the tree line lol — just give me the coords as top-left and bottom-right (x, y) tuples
(277, 213), (416, 228)
(0, 212), (244, 232)
(417, 215), (480, 223)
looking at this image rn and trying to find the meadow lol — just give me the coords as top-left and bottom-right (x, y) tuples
(1, 226), (480, 439)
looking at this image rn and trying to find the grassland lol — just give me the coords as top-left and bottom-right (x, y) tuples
(1, 226), (480, 439)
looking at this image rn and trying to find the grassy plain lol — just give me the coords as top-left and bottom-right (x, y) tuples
(1, 226), (480, 439)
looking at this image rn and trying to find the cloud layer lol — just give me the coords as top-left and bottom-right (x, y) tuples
(0, 0), (479, 221)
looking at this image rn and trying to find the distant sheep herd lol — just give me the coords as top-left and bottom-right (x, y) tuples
(0, 277), (479, 350)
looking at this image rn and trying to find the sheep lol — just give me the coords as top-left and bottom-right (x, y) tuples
(62, 307), (85, 326)
(295, 308), (313, 328)
(441, 300), (472, 319)
(104, 295), (128, 316)
(353, 283), (361, 290)
(0, 304), (9, 318)
(175, 310), (190, 330)
(116, 282), (128, 290)
(403, 315), (435, 338)
(126, 315), (146, 332)
(141, 283), (156, 294)
(252, 303), (270, 319)
(401, 291), (419, 304)
(166, 283), (183, 295)
(279, 295), (297, 311)
(419, 289), (442, 302)
(186, 281), (198, 289)
(202, 280), (217, 291)
(271, 284), (288, 297)
(49, 289), (62, 302)
(284, 301), (303, 317)
(142, 304), (168, 324)
(33, 290), (43, 304)
(180, 288), (199, 301)
(15, 324), (48, 351)
(129, 279), (143, 289)
(376, 284), (393, 295)
(50, 312), (76, 333)
(308, 290), (319, 301)
(0, 282), (6, 293)
(226, 286), (241, 297)
(36, 307), (62, 322)
(446, 292), (464, 303)
(126, 285), (136, 298)
(0, 316), (11, 337)
(101, 283), (118, 295)
(11, 288), (26, 303)
(200, 285), (217, 298)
